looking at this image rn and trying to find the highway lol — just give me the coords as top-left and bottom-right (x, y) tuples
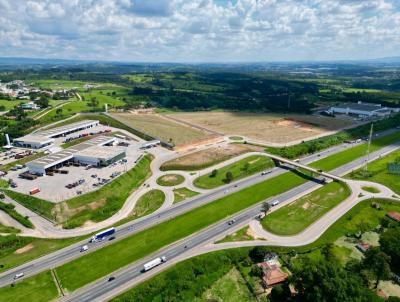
(0, 128), (398, 290)
(63, 137), (400, 302)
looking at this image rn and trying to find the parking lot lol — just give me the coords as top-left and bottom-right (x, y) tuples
(7, 138), (145, 202)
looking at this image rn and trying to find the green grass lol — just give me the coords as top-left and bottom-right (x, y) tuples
(0, 99), (25, 111)
(156, 174), (185, 186)
(216, 226), (256, 243)
(4, 190), (55, 221)
(0, 270), (58, 302)
(194, 155), (274, 189)
(54, 169), (309, 292)
(173, 187), (199, 203)
(0, 223), (20, 234)
(309, 131), (400, 171)
(229, 136), (244, 141)
(349, 149), (400, 194)
(262, 182), (351, 235)
(362, 186), (381, 193)
(0, 178), (9, 188)
(201, 267), (256, 302)
(0, 202), (34, 229)
(0, 152), (44, 172)
(130, 190), (165, 219)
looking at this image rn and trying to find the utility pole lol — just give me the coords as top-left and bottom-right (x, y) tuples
(363, 123), (374, 176)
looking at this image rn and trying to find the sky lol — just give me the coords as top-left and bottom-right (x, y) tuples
(0, 0), (400, 62)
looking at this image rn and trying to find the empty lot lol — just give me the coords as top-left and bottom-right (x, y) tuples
(110, 113), (214, 146)
(166, 111), (355, 144)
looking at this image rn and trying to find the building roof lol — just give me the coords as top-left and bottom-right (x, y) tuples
(387, 211), (400, 222)
(26, 136), (116, 170)
(75, 145), (125, 160)
(14, 135), (54, 144)
(37, 120), (99, 138)
(263, 267), (288, 287)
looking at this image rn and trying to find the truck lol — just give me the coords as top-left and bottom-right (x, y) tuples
(142, 256), (167, 272)
(29, 188), (40, 195)
(89, 227), (116, 242)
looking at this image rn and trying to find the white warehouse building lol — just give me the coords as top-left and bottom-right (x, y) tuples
(329, 102), (394, 118)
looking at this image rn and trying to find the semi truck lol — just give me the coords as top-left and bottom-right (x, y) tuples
(89, 227), (116, 242)
(142, 256), (167, 272)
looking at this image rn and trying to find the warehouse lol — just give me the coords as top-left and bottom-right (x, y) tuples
(13, 120), (99, 149)
(74, 146), (126, 166)
(13, 135), (54, 149)
(329, 102), (394, 118)
(25, 135), (119, 175)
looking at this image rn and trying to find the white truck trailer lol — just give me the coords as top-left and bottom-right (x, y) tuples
(142, 256), (167, 272)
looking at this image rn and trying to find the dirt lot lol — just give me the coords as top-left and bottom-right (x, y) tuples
(165, 111), (356, 144)
(110, 113), (214, 146)
(161, 143), (264, 171)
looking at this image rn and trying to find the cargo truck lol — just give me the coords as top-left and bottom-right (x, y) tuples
(142, 256), (167, 272)
(89, 227), (116, 242)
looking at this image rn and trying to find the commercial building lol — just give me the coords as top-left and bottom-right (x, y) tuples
(13, 120), (99, 149)
(329, 102), (395, 118)
(26, 135), (121, 175)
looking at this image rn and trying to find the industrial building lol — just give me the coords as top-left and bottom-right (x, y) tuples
(13, 120), (99, 149)
(25, 135), (124, 175)
(329, 102), (395, 118)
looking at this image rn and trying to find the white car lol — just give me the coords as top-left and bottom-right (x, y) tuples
(80, 245), (88, 252)
(14, 273), (24, 279)
(270, 200), (280, 206)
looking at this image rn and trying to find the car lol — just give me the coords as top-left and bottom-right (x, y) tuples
(80, 245), (88, 252)
(14, 273), (24, 279)
(108, 236), (116, 241)
(270, 200), (280, 206)
(108, 276), (115, 282)
(261, 171), (271, 175)
(227, 219), (235, 225)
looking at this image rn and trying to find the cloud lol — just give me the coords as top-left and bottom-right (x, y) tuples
(0, 0), (399, 61)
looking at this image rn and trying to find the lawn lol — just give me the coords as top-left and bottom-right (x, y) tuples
(173, 188), (199, 203)
(309, 130), (400, 171)
(262, 182), (351, 235)
(216, 226), (255, 243)
(0, 270), (58, 302)
(156, 174), (185, 186)
(0, 202), (34, 229)
(362, 186), (381, 193)
(0, 99), (25, 111)
(201, 267), (256, 302)
(130, 190), (165, 219)
(0, 223), (20, 234)
(54, 169), (309, 292)
(349, 149), (400, 194)
(193, 155), (274, 189)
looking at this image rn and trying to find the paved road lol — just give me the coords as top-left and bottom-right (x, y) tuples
(0, 128), (398, 291)
(61, 136), (400, 302)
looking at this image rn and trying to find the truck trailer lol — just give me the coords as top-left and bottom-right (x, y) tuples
(142, 256), (167, 272)
(90, 227), (116, 242)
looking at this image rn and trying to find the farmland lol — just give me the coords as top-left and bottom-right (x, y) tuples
(166, 111), (356, 144)
(109, 112), (213, 146)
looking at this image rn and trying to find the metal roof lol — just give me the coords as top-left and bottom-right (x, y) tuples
(37, 120), (99, 138)
(331, 103), (382, 112)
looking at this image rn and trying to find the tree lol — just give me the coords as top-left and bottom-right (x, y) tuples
(35, 96), (49, 108)
(250, 264), (263, 277)
(363, 247), (391, 288)
(379, 227), (400, 273)
(55, 108), (63, 117)
(225, 171), (233, 183)
(210, 169), (218, 178)
(261, 201), (271, 216)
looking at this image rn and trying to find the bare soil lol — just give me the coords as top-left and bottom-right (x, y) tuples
(15, 243), (34, 254)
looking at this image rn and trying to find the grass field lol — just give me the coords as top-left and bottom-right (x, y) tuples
(362, 186), (381, 193)
(0, 223), (20, 234)
(262, 182), (351, 235)
(130, 190), (165, 219)
(166, 111), (355, 144)
(161, 143), (263, 171)
(156, 174), (185, 186)
(0, 270), (58, 302)
(173, 188), (199, 203)
(0, 99), (26, 111)
(350, 149), (400, 194)
(0, 202), (34, 229)
(201, 267), (256, 302)
(109, 113), (212, 146)
(217, 226), (255, 243)
(309, 130), (400, 171)
(0, 152), (44, 172)
(194, 155), (274, 189)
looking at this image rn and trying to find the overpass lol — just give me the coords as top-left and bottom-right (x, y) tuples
(266, 152), (344, 182)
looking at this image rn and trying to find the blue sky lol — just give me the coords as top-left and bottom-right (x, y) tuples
(0, 0), (399, 62)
